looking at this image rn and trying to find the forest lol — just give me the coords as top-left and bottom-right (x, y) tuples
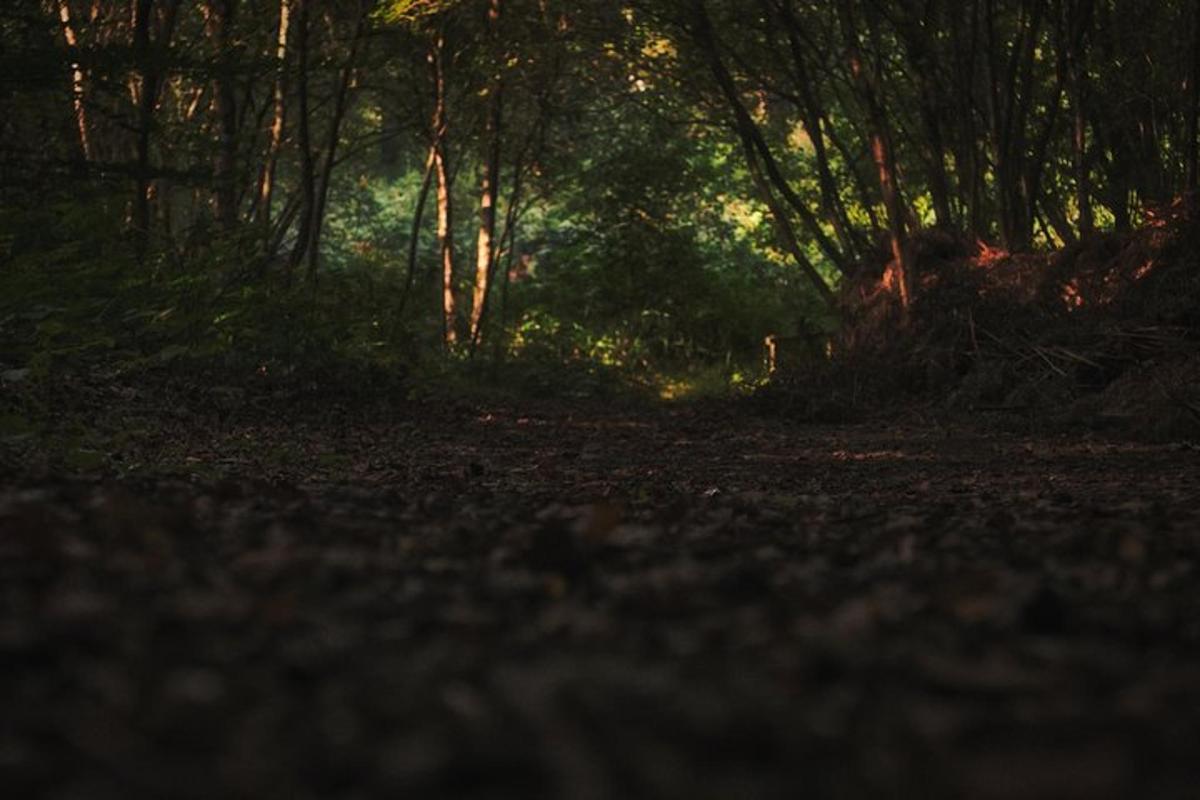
(2, 1), (1200, 798)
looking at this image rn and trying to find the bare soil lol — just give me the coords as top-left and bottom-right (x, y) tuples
(3, 393), (1200, 799)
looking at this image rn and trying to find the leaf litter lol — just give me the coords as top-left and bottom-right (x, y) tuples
(2, 386), (1200, 799)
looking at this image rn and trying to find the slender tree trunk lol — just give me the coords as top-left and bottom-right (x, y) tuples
(131, 0), (154, 260)
(893, 1), (955, 228)
(822, 114), (881, 233)
(692, 1), (835, 305)
(771, 0), (863, 258)
(1059, 0), (1093, 236)
(691, 0), (845, 292)
(950, 1), (986, 234)
(257, 0), (290, 249)
(56, 0), (93, 162)
(1070, 97), (1092, 235)
(288, 0), (315, 282)
(469, 86), (503, 345)
(399, 143), (438, 318)
(1187, 2), (1200, 191)
(920, 103), (954, 229)
(1041, 197), (1077, 245)
(431, 34), (458, 347)
(838, 0), (911, 309)
(1089, 111), (1132, 230)
(131, 0), (180, 263)
(985, 0), (1044, 249)
(304, 2), (366, 283)
(473, 125), (530, 355)
(470, 0), (504, 346)
(204, 0), (239, 230)
(746, 140), (837, 308)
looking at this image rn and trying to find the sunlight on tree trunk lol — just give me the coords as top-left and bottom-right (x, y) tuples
(256, 0), (291, 248)
(432, 32), (458, 347)
(56, 0), (93, 163)
(470, 0), (504, 347)
(838, 0), (911, 309)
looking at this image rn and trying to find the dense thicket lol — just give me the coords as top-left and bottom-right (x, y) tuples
(2, 0), (1197, 390)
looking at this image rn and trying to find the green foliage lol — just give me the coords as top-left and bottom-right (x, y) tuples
(499, 104), (814, 385)
(381, 0), (463, 24)
(3, 0), (1197, 405)
(0, 196), (418, 390)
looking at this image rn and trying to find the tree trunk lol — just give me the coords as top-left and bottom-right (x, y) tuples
(770, 0), (864, 258)
(893, 1), (955, 228)
(949, 1), (986, 234)
(473, 122), (531, 356)
(56, 0), (93, 162)
(470, 0), (504, 346)
(1062, 0), (1094, 237)
(204, 0), (239, 231)
(1187, 2), (1200, 191)
(984, 0), (1045, 250)
(131, 0), (154, 260)
(131, 0), (180, 263)
(691, 0), (843, 298)
(287, 0), (315, 282)
(431, 34), (458, 347)
(399, 143), (437, 318)
(304, 2), (366, 283)
(693, 2), (848, 276)
(257, 0), (291, 249)
(838, 0), (911, 309)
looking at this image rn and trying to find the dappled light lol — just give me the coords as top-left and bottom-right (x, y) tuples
(3, 1), (1200, 798)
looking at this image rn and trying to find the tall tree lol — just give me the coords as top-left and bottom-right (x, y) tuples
(689, 0), (836, 308)
(131, 0), (181, 261)
(430, 28), (458, 346)
(255, 0), (292, 243)
(55, 0), (92, 163)
(469, 0), (504, 345)
(837, 0), (911, 308)
(204, 0), (240, 230)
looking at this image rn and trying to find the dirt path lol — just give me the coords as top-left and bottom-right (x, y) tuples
(3, 398), (1200, 799)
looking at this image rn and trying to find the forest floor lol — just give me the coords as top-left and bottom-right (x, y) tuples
(3, 374), (1200, 799)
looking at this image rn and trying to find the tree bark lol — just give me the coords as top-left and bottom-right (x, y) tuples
(1061, 0), (1094, 237)
(690, 0), (843, 298)
(948, 1), (985, 234)
(56, 0), (93, 163)
(399, 143), (437, 318)
(893, 0), (955, 228)
(470, 0), (504, 346)
(984, 0), (1045, 249)
(287, 0), (315, 282)
(769, 0), (863, 259)
(692, 1), (848, 274)
(837, 0), (911, 309)
(1187, 2), (1200, 191)
(473, 119), (531, 356)
(431, 33), (458, 347)
(131, 0), (180, 263)
(304, 2), (366, 283)
(257, 0), (291, 248)
(204, 0), (239, 231)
